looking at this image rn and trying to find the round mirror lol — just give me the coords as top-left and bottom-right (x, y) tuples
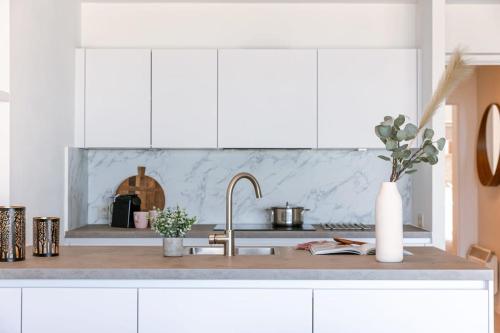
(477, 103), (500, 186)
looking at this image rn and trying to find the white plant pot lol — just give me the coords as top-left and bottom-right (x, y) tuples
(375, 182), (403, 263)
(163, 238), (184, 257)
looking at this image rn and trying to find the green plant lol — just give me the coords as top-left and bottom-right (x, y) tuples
(375, 48), (473, 182)
(375, 115), (446, 182)
(151, 206), (197, 238)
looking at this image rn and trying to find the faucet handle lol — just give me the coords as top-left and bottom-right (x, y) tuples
(208, 233), (228, 245)
(208, 234), (217, 245)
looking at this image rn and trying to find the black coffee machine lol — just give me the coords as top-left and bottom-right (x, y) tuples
(111, 194), (141, 228)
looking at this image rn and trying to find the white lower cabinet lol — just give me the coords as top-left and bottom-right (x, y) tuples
(314, 289), (489, 333)
(0, 288), (21, 333)
(139, 288), (312, 333)
(22, 288), (137, 333)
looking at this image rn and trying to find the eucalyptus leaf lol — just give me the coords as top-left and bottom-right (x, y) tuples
(436, 137), (446, 151)
(428, 155), (439, 165)
(423, 128), (435, 140)
(403, 123), (418, 140)
(378, 155), (391, 161)
(423, 139), (433, 146)
(394, 114), (406, 127)
(385, 138), (398, 151)
(392, 149), (411, 160)
(375, 125), (392, 139)
(396, 130), (406, 141)
(382, 118), (393, 126)
(405, 169), (417, 174)
(424, 144), (439, 156)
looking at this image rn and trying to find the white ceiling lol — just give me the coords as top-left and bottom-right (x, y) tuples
(81, 0), (500, 4)
(81, 0), (418, 3)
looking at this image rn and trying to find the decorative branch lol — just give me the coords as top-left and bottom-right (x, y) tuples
(418, 48), (474, 131)
(375, 48), (473, 182)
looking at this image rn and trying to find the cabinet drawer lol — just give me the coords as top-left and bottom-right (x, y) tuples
(0, 288), (21, 333)
(23, 288), (137, 333)
(139, 288), (312, 333)
(314, 289), (488, 333)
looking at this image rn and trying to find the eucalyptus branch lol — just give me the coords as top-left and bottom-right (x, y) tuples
(376, 115), (446, 182)
(374, 48), (470, 182)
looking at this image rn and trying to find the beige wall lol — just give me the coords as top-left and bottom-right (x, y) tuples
(449, 66), (500, 311)
(476, 67), (500, 310)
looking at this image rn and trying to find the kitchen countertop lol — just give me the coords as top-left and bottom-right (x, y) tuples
(65, 223), (431, 239)
(0, 246), (490, 281)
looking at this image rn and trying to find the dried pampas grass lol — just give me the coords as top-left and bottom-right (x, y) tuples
(418, 48), (474, 131)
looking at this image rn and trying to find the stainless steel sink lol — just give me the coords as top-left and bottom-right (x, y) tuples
(186, 246), (275, 256)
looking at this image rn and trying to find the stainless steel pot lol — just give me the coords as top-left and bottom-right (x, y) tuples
(268, 202), (309, 227)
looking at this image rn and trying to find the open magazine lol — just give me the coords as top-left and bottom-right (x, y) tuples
(309, 242), (412, 256)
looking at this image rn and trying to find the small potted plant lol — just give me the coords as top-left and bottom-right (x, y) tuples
(151, 206), (197, 257)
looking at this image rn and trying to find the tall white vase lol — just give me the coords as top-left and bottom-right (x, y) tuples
(375, 182), (403, 263)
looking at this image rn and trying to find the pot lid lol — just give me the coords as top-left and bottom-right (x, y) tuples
(270, 202), (305, 209)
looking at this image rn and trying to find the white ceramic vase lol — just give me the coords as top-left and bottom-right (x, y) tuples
(375, 182), (403, 263)
(163, 238), (184, 257)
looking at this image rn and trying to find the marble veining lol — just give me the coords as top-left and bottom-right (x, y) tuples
(82, 149), (413, 226)
(67, 148), (88, 230)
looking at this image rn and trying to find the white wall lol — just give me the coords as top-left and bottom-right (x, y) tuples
(446, 4), (500, 53)
(447, 71), (479, 257)
(413, 0), (446, 249)
(0, 0), (9, 204)
(81, 3), (416, 48)
(10, 0), (81, 244)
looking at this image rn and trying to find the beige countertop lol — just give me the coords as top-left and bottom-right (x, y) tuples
(65, 223), (431, 239)
(0, 246), (491, 281)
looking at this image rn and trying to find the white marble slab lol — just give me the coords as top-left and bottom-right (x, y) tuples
(82, 149), (412, 226)
(67, 148), (88, 230)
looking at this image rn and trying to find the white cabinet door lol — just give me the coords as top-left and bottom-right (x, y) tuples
(318, 49), (418, 148)
(0, 288), (21, 333)
(85, 49), (151, 148)
(218, 49), (317, 148)
(314, 289), (488, 333)
(23, 288), (137, 333)
(152, 49), (217, 148)
(139, 288), (312, 333)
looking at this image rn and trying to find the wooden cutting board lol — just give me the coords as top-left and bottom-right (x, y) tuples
(116, 166), (166, 211)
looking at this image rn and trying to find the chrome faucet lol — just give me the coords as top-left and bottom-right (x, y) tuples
(208, 172), (262, 256)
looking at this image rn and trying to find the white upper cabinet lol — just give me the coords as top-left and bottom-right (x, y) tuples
(318, 49), (418, 148)
(218, 49), (317, 148)
(85, 49), (151, 148)
(152, 50), (217, 148)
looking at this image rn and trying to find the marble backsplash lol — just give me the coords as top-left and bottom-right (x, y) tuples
(72, 149), (413, 226)
(66, 147), (88, 230)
